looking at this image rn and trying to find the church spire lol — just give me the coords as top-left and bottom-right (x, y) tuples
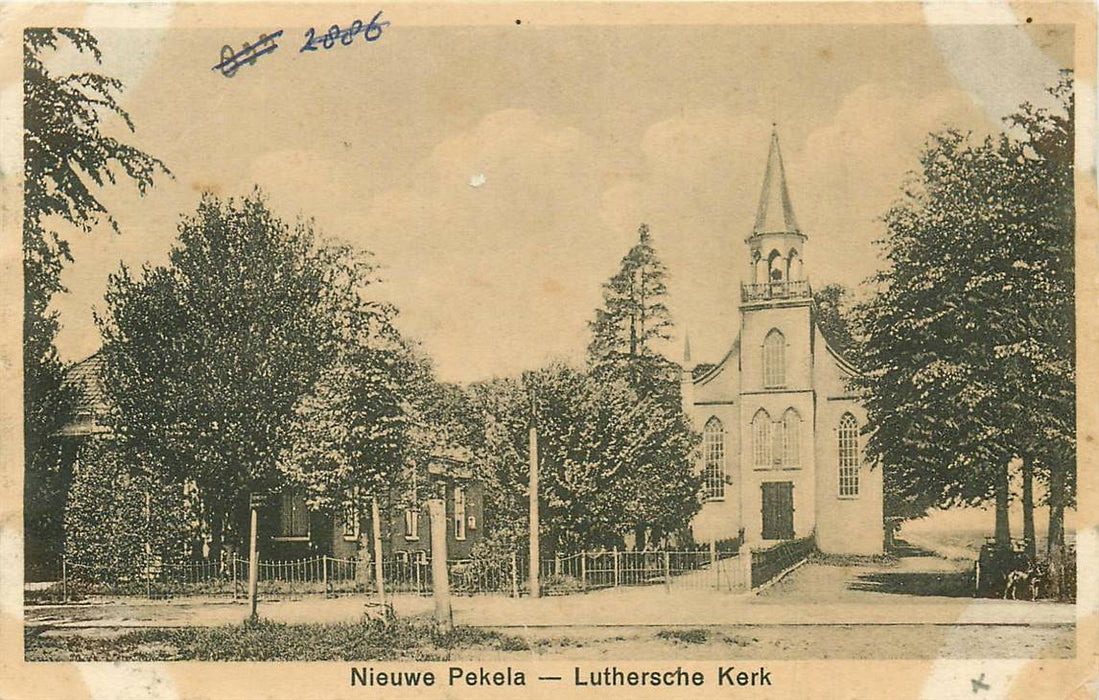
(682, 329), (692, 365)
(752, 125), (800, 236)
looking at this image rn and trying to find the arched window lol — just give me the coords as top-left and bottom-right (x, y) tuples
(752, 409), (772, 468)
(838, 413), (859, 496)
(768, 250), (784, 282)
(786, 249), (800, 281)
(702, 417), (726, 500)
(782, 408), (801, 466)
(763, 329), (785, 387)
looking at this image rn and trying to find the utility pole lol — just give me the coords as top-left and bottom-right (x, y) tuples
(247, 491), (264, 621)
(371, 496), (386, 606)
(529, 424), (540, 598)
(427, 498), (452, 632)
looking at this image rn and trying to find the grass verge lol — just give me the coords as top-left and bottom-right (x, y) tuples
(25, 617), (530, 662)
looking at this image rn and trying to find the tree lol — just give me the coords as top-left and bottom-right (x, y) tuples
(852, 75), (1076, 558)
(813, 283), (858, 357)
(97, 192), (361, 557)
(23, 28), (168, 576)
(588, 223), (677, 401)
(469, 363), (701, 554)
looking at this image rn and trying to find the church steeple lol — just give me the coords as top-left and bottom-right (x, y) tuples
(742, 125), (810, 303)
(752, 125), (800, 236)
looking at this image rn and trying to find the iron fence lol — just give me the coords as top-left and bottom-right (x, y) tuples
(39, 546), (748, 602)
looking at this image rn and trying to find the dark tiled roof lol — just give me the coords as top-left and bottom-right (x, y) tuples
(57, 353), (109, 436)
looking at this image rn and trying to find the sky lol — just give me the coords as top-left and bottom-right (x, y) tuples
(42, 13), (1073, 383)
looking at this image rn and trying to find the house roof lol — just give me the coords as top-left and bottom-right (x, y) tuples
(56, 353), (110, 437)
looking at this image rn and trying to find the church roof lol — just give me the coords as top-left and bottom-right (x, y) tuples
(752, 127), (800, 236)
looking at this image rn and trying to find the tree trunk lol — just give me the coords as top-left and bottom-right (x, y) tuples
(1021, 457), (1036, 561)
(993, 457), (1012, 550)
(1046, 460), (1067, 599)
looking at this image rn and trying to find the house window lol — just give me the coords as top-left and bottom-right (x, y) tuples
(763, 329), (785, 387)
(278, 489), (309, 539)
(702, 417), (726, 500)
(782, 409), (801, 467)
(839, 413), (860, 497)
(404, 508), (420, 540)
(752, 409), (772, 468)
(453, 486), (467, 540)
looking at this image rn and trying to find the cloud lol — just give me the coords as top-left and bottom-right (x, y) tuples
(798, 82), (993, 292)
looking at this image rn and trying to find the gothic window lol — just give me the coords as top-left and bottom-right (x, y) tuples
(763, 329), (786, 387)
(768, 249), (784, 281)
(782, 408), (801, 466)
(752, 409), (772, 468)
(839, 413), (860, 497)
(702, 417), (726, 500)
(787, 249), (801, 281)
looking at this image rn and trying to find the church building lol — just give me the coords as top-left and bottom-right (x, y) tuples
(682, 128), (883, 555)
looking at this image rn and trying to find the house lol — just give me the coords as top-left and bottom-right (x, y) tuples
(680, 128), (884, 555)
(264, 454), (484, 562)
(58, 353), (485, 563)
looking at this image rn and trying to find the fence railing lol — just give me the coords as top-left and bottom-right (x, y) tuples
(750, 535), (816, 588)
(38, 546), (750, 602)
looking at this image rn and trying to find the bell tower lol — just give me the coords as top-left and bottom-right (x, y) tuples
(743, 126), (810, 303)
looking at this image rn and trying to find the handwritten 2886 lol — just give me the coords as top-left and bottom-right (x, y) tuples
(301, 11), (390, 52)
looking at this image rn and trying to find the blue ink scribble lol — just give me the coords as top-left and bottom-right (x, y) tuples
(213, 30), (284, 78)
(300, 11), (389, 53)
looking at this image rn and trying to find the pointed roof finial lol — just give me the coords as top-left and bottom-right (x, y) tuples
(752, 125), (800, 236)
(682, 329), (692, 365)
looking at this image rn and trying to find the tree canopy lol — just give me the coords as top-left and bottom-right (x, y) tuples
(852, 73), (1075, 539)
(23, 28), (168, 577)
(97, 191), (412, 552)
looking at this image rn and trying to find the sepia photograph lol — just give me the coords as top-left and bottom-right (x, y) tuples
(3, 2), (1096, 697)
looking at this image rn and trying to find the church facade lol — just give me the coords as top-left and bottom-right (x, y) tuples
(681, 129), (883, 555)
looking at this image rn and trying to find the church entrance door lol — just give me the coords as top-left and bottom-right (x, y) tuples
(761, 481), (794, 540)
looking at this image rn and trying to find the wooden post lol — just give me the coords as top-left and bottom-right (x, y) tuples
(580, 552), (587, 590)
(232, 555), (238, 597)
(371, 496), (386, 605)
(322, 555), (329, 597)
(528, 425), (540, 599)
(248, 501), (259, 620)
(61, 557), (67, 603)
(613, 547), (620, 587)
(555, 553), (561, 577)
(663, 550), (671, 592)
(427, 498), (453, 632)
(510, 551), (519, 598)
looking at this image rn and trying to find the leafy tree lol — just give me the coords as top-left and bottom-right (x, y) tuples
(23, 28), (167, 576)
(469, 363), (701, 554)
(97, 192), (355, 557)
(588, 223), (677, 401)
(813, 283), (858, 357)
(63, 441), (189, 583)
(852, 75), (1075, 557)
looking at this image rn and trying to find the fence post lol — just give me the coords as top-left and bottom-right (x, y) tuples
(232, 556), (238, 597)
(740, 542), (752, 591)
(555, 553), (561, 577)
(663, 551), (671, 592)
(322, 555), (329, 597)
(510, 551), (519, 598)
(580, 552), (587, 590)
(248, 499), (260, 621)
(710, 540), (718, 590)
(61, 557), (67, 603)
(613, 547), (620, 587)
